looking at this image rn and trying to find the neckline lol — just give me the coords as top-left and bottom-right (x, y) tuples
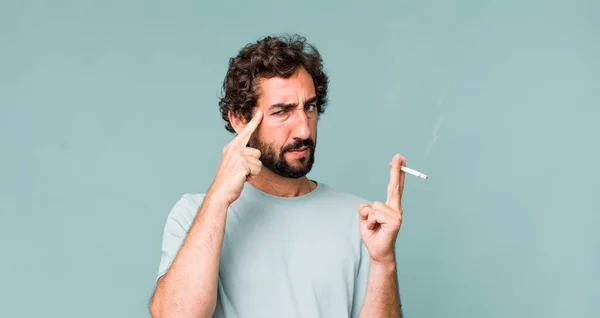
(244, 180), (326, 203)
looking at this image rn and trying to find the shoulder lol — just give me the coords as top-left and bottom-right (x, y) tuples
(171, 193), (206, 212)
(320, 183), (371, 206)
(164, 193), (207, 231)
(317, 183), (371, 224)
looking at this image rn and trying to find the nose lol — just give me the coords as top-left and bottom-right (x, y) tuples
(291, 109), (310, 140)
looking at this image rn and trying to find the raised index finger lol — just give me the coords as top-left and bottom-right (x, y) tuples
(386, 153), (406, 210)
(234, 109), (263, 146)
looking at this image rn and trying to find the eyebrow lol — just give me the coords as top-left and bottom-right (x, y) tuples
(269, 96), (318, 111)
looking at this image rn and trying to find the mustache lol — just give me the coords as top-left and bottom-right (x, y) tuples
(282, 138), (315, 153)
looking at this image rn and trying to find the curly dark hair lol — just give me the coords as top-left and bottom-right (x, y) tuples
(218, 34), (329, 133)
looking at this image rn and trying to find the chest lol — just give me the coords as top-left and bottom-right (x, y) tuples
(218, 205), (360, 295)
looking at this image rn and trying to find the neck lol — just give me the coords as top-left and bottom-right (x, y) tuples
(248, 169), (316, 197)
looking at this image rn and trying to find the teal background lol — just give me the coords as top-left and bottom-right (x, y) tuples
(1, 0), (598, 317)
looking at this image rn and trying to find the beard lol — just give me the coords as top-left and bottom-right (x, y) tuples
(248, 135), (316, 179)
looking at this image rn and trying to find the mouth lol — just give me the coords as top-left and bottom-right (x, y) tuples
(286, 146), (310, 157)
(288, 146), (308, 153)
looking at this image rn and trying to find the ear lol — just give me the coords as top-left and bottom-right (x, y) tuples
(228, 110), (248, 134)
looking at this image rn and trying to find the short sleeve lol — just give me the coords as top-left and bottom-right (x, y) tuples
(156, 194), (204, 282)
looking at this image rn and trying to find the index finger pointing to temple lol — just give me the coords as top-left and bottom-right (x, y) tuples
(236, 109), (263, 145)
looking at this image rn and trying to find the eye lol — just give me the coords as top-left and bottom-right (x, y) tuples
(306, 104), (317, 112)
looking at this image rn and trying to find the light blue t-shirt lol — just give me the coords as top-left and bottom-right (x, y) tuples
(156, 181), (372, 317)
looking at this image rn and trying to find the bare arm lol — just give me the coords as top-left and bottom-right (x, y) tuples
(357, 154), (408, 318)
(359, 258), (402, 318)
(150, 110), (265, 317)
(150, 194), (229, 318)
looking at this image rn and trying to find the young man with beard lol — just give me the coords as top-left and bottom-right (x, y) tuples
(150, 34), (406, 318)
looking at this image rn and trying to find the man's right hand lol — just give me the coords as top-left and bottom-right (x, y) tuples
(207, 109), (264, 205)
(150, 111), (264, 318)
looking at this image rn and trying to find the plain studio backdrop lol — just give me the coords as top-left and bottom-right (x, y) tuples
(1, 1), (598, 317)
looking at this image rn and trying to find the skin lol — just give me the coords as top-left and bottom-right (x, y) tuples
(232, 66), (404, 317)
(150, 66), (404, 317)
(229, 66), (320, 199)
(357, 152), (405, 317)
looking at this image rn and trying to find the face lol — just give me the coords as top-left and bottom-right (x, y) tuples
(247, 66), (319, 179)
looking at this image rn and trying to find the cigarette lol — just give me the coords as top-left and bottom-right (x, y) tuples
(390, 162), (428, 179)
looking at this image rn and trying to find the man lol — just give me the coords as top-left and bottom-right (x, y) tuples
(150, 34), (406, 318)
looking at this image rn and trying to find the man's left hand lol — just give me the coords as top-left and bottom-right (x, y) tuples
(359, 153), (406, 264)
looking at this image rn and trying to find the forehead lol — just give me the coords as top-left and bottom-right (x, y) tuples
(256, 67), (316, 106)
